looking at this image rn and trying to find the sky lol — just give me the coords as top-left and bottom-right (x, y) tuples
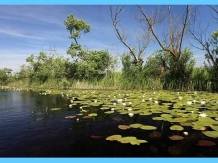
(0, 5), (217, 72)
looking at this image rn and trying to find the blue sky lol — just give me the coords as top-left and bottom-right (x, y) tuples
(0, 5), (217, 72)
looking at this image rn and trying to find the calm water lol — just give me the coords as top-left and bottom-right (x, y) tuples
(0, 90), (218, 157)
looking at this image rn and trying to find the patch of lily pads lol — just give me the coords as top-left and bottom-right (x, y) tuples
(106, 135), (147, 145)
(60, 89), (218, 142)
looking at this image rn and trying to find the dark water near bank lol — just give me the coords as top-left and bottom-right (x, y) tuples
(0, 90), (218, 157)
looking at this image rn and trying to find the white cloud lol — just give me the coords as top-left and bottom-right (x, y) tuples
(0, 29), (44, 40)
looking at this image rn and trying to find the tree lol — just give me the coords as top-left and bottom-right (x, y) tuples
(137, 5), (192, 62)
(208, 5), (218, 22)
(64, 13), (115, 82)
(26, 51), (68, 84)
(144, 48), (195, 90)
(109, 6), (151, 65)
(64, 14), (91, 59)
(189, 5), (218, 88)
(0, 68), (12, 85)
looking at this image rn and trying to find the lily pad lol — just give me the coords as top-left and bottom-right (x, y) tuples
(65, 116), (76, 119)
(91, 135), (102, 139)
(130, 139), (147, 145)
(211, 125), (218, 131)
(118, 125), (131, 130)
(88, 113), (97, 117)
(100, 107), (110, 110)
(203, 131), (218, 138)
(152, 117), (164, 121)
(180, 122), (192, 126)
(170, 125), (184, 131)
(106, 135), (122, 141)
(129, 123), (143, 128)
(149, 131), (162, 139)
(117, 136), (147, 145)
(139, 112), (152, 116)
(140, 125), (157, 130)
(118, 136), (137, 144)
(196, 140), (216, 146)
(112, 117), (124, 122)
(169, 135), (184, 140)
(192, 125), (206, 131)
(105, 110), (114, 114)
(50, 108), (60, 111)
(82, 116), (92, 119)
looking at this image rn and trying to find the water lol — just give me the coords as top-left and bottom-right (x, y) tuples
(0, 90), (218, 157)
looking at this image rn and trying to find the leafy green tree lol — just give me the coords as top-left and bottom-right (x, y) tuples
(0, 68), (12, 85)
(64, 14), (115, 82)
(120, 53), (145, 89)
(144, 48), (195, 90)
(64, 14), (91, 59)
(26, 51), (69, 84)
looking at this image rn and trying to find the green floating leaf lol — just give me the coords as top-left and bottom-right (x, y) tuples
(170, 125), (184, 131)
(203, 131), (218, 138)
(130, 139), (147, 145)
(192, 125), (206, 131)
(180, 122), (192, 127)
(139, 112), (152, 116)
(117, 136), (147, 145)
(50, 108), (60, 111)
(105, 110), (114, 114)
(129, 123), (143, 128)
(161, 114), (173, 118)
(100, 107), (110, 110)
(140, 125), (157, 130)
(211, 125), (218, 131)
(152, 117), (164, 121)
(106, 135), (122, 141)
(88, 113), (97, 117)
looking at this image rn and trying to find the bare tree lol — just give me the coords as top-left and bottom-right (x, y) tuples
(208, 5), (218, 22)
(189, 5), (218, 70)
(109, 6), (151, 65)
(137, 5), (191, 62)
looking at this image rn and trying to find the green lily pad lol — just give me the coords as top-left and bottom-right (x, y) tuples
(118, 136), (137, 144)
(211, 125), (218, 131)
(170, 125), (184, 131)
(139, 112), (152, 116)
(192, 125), (206, 130)
(100, 107), (110, 110)
(106, 135), (122, 141)
(129, 123), (143, 128)
(203, 131), (218, 138)
(65, 116), (76, 119)
(180, 122), (192, 126)
(50, 108), (60, 111)
(161, 114), (173, 118)
(152, 117), (164, 121)
(130, 139), (147, 145)
(117, 136), (147, 145)
(105, 110), (114, 114)
(88, 113), (97, 117)
(140, 125), (157, 130)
